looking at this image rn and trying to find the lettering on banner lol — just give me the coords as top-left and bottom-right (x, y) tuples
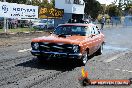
(11, 7), (36, 18)
(0, 2), (38, 18)
(39, 7), (64, 19)
(2, 5), (8, 13)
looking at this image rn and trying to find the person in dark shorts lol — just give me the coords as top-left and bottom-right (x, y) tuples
(101, 16), (105, 30)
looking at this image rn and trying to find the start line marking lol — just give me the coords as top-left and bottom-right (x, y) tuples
(18, 48), (31, 53)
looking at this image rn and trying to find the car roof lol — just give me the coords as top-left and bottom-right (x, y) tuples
(58, 23), (96, 27)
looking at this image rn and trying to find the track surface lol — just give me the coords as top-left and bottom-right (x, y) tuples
(0, 26), (132, 88)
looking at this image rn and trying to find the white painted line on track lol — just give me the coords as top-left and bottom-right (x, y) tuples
(115, 69), (132, 73)
(18, 48), (31, 53)
(115, 69), (120, 71)
(104, 51), (128, 63)
(109, 68), (132, 73)
(128, 71), (132, 73)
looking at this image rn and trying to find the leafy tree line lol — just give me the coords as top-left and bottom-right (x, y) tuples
(106, 4), (122, 17)
(84, 0), (102, 19)
(0, 0), (55, 8)
(124, 4), (132, 15)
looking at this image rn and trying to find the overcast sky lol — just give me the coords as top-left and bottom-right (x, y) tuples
(96, 0), (116, 5)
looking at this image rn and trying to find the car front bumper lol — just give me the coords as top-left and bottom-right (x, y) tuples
(31, 50), (82, 59)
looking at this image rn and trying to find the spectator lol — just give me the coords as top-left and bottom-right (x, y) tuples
(101, 16), (105, 30)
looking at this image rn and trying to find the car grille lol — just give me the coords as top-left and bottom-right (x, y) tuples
(38, 42), (74, 53)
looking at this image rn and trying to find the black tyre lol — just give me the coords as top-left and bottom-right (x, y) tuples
(37, 56), (48, 64)
(96, 44), (103, 55)
(80, 51), (88, 66)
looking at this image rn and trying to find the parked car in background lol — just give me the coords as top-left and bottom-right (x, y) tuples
(31, 23), (105, 65)
(0, 17), (18, 29)
(8, 18), (18, 29)
(32, 19), (54, 29)
(0, 17), (4, 29)
(0, 18), (33, 29)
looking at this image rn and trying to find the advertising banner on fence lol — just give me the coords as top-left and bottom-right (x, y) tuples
(39, 7), (64, 19)
(0, 2), (38, 19)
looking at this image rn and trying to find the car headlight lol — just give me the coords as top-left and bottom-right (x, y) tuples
(73, 45), (79, 53)
(32, 42), (39, 50)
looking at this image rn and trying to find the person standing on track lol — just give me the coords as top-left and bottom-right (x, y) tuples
(101, 16), (105, 30)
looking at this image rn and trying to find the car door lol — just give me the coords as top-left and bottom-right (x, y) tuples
(85, 26), (96, 55)
(90, 26), (99, 54)
(93, 26), (101, 52)
(95, 26), (103, 49)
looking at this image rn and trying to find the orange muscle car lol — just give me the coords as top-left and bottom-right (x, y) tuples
(31, 23), (105, 65)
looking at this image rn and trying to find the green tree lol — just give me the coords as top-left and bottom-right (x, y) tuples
(100, 4), (106, 14)
(40, 0), (48, 7)
(50, 0), (55, 8)
(107, 4), (121, 17)
(105, 5), (110, 14)
(31, 0), (41, 6)
(30, 0), (53, 7)
(2, 0), (54, 8)
(84, 0), (102, 19)
(124, 4), (132, 15)
(6, 0), (28, 4)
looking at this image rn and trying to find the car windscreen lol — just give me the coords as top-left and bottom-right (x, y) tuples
(53, 25), (90, 36)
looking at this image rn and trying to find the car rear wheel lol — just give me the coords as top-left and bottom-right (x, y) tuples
(80, 51), (88, 66)
(96, 44), (103, 55)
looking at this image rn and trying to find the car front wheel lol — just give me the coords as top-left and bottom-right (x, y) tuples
(37, 56), (48, 64)
(80, 51), (88, 66)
